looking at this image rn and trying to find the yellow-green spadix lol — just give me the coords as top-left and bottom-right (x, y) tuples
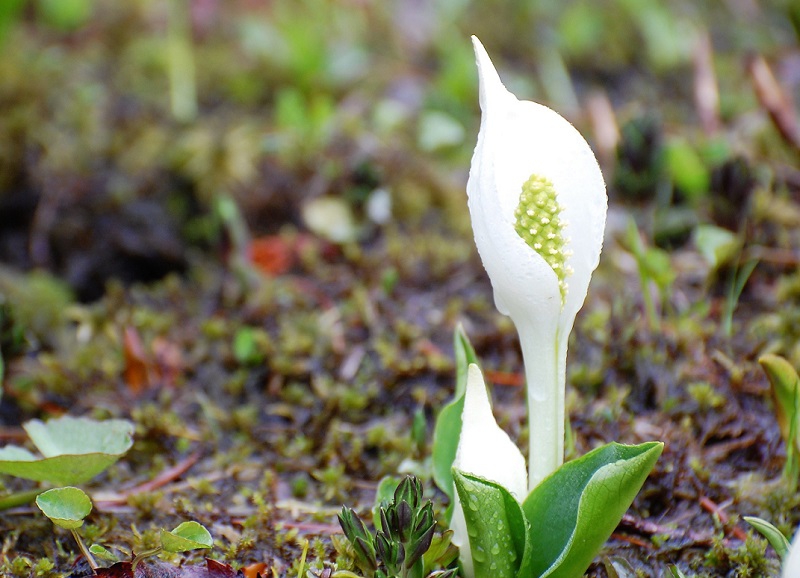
(467, 36), (607, 490)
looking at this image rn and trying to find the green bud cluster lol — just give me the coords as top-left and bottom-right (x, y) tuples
(338, 476), (458, 578)
(514, 174), (572, 304)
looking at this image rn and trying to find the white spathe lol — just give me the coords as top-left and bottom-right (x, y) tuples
(467, 36), (607, 489)
(450, 363), (527, 578)
(784, 529), (800, 578)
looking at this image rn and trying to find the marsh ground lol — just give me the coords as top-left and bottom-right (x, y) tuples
(1, 2), (800, 576)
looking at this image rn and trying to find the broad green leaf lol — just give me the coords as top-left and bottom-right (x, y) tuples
(35, 487), (92, 530)
(432, 325), (479, 512)
(453, 470), (530, 578)
(668, 566), (688, 578)
(743, 516), (791, 560)
(24, 416), (134, 457)
(160, 521), (213, 552)
(522, 441), (663, 578)
(0, 416), (134, 485)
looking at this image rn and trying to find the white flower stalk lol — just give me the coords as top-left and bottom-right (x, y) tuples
(451, 363), (527, 578)
(785, 530), (800, 578)
(467, 37), (607, 489)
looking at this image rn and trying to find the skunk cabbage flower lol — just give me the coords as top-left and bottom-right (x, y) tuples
(450, 363), (527, 578)
(467, 37), (607, 489)
(785, 530), (800, 578)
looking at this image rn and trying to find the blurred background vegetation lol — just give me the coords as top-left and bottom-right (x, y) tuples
(1, 0), (798, 297)
(2, 2), (800, 574)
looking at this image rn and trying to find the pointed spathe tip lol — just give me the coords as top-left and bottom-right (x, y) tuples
(471, 36), (512, 112)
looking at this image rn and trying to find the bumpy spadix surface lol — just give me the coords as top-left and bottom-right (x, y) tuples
(514, 174), (571, 304)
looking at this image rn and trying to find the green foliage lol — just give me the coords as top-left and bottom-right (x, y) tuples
(665, 138), (710, 204)
(743, 516), (791, 560)
(452, 472), (530, 578)
(759, 354), (800, 482)
(337, 476), (457, 578)
(432, 325), (479, 519)
(160, 521), (214, 552)
(0, 416), (134, 485)
(35, 487), (92, 530)
(622, 220), (676, 331)
(453, 442), (663, 578)
(36, 0), (92, 31)
(694, 225), (740, 271)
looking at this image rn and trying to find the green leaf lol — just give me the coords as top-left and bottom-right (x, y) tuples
(89, 544), (119, 562)
(432, 325), (479, 513)
(160, 521), (213, 552)
(743, 516), (791, 560)
(24, 416), (134, 457)
(0, 416), (134, 485)
(665, 137), (709, 203)
(452, 470), (530, 578)
(35, 487), (92, 530)
(422, 529), (459, 572)
(522, 441), (663, 578)
(694, 225), (740, 270)
(668, 566), (688, 578)
(759, 354), (800, 452)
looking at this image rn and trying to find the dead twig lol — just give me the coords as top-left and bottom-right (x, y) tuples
(94, 451), (202, 508)
(699, 495), (748, 541)
(693, 29), (720, 135)
(748, 54), (800, 151)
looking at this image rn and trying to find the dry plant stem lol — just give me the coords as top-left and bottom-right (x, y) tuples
(748, 55), (800, 150)
(71, 528), (98, 571)
(699, 496), (748, 542)
(94, 451), (201, 507)
(693, 29), (720, 135)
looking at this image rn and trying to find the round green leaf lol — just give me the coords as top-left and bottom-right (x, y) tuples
(160, 521), (213, 552)
(35, 487), (92, 530)
(0, 416), (134, 485)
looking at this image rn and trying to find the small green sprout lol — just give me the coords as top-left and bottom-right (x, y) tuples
(159, 521), (214, 552)
(132, 521), (214, 569)
(743, 516), (791, 560)
(759, 354), (800, 483)
(36, 487), (97, 570)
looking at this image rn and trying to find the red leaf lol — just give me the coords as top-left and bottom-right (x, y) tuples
(248, 236), (294, 276)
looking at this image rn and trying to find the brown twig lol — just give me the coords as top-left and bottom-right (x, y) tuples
(699, 495), (748, 541)
(748, 54), (800, 151)
(94, 451), (202, 508)
(693, 29), (720, 135)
